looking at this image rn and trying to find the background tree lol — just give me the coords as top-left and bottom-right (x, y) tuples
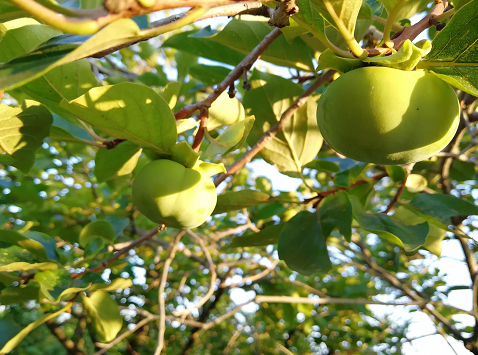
(0, 0), (477, 354)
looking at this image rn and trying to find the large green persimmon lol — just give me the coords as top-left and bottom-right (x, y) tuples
(132, 160), (217, 229)
(316, 67), (460, 165)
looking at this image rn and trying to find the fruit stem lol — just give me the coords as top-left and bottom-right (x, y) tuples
(383, 0), (408, 48)
(322, 0), (368, 59)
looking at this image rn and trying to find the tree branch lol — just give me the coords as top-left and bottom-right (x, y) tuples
(174, 27), (284, 119)
(214, 70), (335, 186)
(71, 226), (162, 278)
(154, 231), (185, 355)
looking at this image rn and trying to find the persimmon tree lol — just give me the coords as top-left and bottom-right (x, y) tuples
(0, 0), (478, 354)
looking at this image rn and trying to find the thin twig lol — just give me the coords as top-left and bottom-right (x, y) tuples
(71, 226), (162, 278)
(175, 231), (218, 317)
(221, 260), (279, 288)
(174, 27), (283, 119)
(154, 231), (185, 355)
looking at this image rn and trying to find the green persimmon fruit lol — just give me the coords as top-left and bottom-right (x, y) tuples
(316, 67), (460, 165)
(132, 160), (217, 229)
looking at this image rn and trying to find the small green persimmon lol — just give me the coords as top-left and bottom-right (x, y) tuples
(316, 67), (460, 165)
(132, 160), (217, 229)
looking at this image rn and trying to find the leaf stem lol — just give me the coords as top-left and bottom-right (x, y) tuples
(384, 0), (408, 48)
(372, 15), (404, 32)
(11, 0), (101, 34)
(322, 0), (367, 59)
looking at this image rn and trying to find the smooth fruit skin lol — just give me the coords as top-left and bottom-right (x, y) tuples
(132, 160), (217, 229)
(316, 67), (460, 165)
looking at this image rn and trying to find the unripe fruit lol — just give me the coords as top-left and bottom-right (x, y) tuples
(317, 67), (460, 165)
(132, 160), (217, 229)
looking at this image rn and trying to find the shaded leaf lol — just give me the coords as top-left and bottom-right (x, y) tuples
(0, 303), (72, 355)
(278, 211), (331, 275)
(207, 117), (255, 156)
(0, 283), (39, 305)
(79, 220), (117, 248)
(228, 223), (285, 248)
(0, 317), (21, 349)
(318, 190), (353, 241)
(0, 102), (53, 173)
(213, 190), (271, 214)
(410, 193), (478, 225)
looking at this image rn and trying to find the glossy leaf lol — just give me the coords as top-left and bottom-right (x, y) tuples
(205, 91), (246, 131)
(207, 117), (255, 156)
(419, 0), (478, 95)
(60, 83), (177, 153)
(82, 291), (123, 343)
(244, 70), (323, 175)
(393, 206), (446, 256)
(79, 220), (117, 248)
(410, 193), (478, 225)
(278, 211), (331, 275)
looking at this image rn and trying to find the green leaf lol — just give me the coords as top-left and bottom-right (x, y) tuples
(244, 70), (323, 175)
(24, 231), (59, 262)
(0, 317), (21, 349)
(364, 40), (431, 71)
(317, 0), (363, 35)
(305, 159), (341, 173)
(79, 220), (117, 248)
(206, 19), (315, 71)
(207, 117), (255, 156)
(205, 91), (246, 131)
(189, 64), (231, 87)
(419, 0), (478, 95)
(278, 211), (331, 275)
(0, 2), (29, 22)
(318, 49), (364, 73)
(49, 125), (93, 145)
(89, 278), (133, 292)
(20, 60), (99, 122)
(0, 283), (40, 305)
(385, 165), (406, 182)
(393, 206), (446, 256)
(0, 303), (72, 355)
(0, 102), (53, 173)
(82, 291), (123, 343)
(171, 141), (200, 169)
(33, 269), (85, 302)
(162, 29), (246, 67)
(95, 142), (142, 183)
(0, 229), (51, 262)
(158, 81), (181, 109)
(104, 217), (130, 236)
(293, 0), (328, 42)
(60, 83), (177, 153)
(176, 118), (198, 134)
(352, 200), (429, 252)
(410, 193), (478, 225)
(227, 223), (285, 248)
(0, 262), (58, 272)
(213, 190), (271, 214)
(318, 190), (353, 241)
(0, 18), (176, 91)
(0, 18), (62, 63)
